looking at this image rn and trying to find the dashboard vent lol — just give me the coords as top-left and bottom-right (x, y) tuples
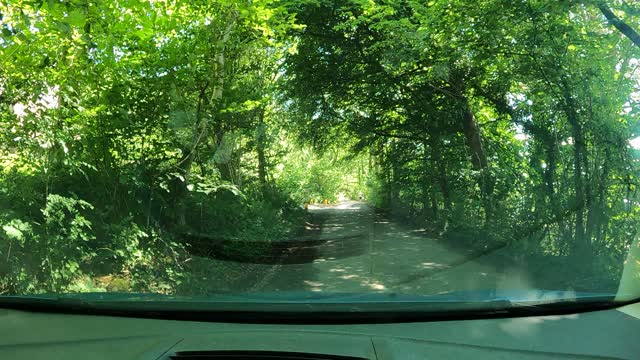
(169, 350), (368, 360)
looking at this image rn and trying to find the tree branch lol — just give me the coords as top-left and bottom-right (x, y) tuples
(597, 2), (640, 48)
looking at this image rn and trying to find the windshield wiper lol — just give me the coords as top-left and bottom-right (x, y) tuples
(0, 291), (634, 324)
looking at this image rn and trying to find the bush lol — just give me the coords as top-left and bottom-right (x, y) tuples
(0, 194), (95, 293)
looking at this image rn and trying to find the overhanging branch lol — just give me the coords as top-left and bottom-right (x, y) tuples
(597, 2), (640, 48)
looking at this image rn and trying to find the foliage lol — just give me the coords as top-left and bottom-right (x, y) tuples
(0, 0), (639, 294)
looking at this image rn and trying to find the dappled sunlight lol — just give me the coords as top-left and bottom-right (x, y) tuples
(303, 280), (324, 287)
(271, 203), (480, 295)
(367, 282), (387, 291)
(340, 274), (360, 280)
(420, 262), (450, 270)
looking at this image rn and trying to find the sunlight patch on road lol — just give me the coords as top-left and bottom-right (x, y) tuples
(421, 262), (449, 270)
(335, 202), (364, 210)
(340, 274), (359, 280)
(368, 282), (386, 291)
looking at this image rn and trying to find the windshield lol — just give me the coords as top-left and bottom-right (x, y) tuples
(1, 0), (639, 313)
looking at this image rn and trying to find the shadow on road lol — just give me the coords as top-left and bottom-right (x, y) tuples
(183, 204), (370, 265)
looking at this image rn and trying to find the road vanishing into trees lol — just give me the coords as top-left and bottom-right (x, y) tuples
(202, 201), (540, 296)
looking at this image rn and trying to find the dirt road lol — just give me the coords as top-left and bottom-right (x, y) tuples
(188, 201), (537, 295)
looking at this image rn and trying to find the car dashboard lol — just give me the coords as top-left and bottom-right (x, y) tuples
(1, 301), (639, 359)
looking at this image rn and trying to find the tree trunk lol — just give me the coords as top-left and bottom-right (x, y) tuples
(588, 149), (611, 247)
(461, 98), (488, 171)
(597, 2), (640, 49)
(544, 137), (559, 214)
(430, 133), (451, 214)
(389, 140), (400, 208)
(422, 139), (436, 219)
(459, 97), (495, 222)
(561, 84), (589, 255)
(175, 19), (236, 228)
(572, 120), (586, 246)
(256, 108), (268, 196)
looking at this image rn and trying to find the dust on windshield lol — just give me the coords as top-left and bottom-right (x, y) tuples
(0, 0), (639, 302)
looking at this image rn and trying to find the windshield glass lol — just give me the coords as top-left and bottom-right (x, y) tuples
(1, 0), (639, 311)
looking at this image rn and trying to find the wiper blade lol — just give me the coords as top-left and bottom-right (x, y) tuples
(0, 297), (621, 324)
(0, 291), (633, 325)
(0, 291), (620, 309)
(0, 289), (620, 306)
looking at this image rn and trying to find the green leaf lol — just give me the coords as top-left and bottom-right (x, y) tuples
(1, 28), (12, 38)
(66, 9), (87, 28)
(3, 225), (24, 240)
(56, 21), (71, 35)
